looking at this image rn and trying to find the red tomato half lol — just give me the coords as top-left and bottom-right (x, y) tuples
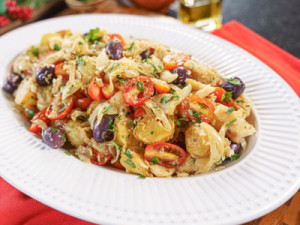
(163, 53), (190, 71)
(111, 160), (125, 170)
(75, 98), (93, 110)
(133, 106), (146, 119)
(109, 33), (125, 46)
(90, 148), (112, 166)
(212, 87), (234, 107)
(144, 143), (186, 168)
(181, 95), (215, 124)
(102, 83), (116, 99)
(54, 62), (69, 81)
(88, 77), (105, 101)
(46, 94), (75, 120)
(122, 75), (154, 106)
(151, 78), (171, 94)
(28, 109), (50, 134)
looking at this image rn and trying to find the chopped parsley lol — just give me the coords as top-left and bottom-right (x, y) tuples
(78, 41), (83, 45)
(113, 141), (122, 150)
(110, 62), (121, 73)
(236, 100), (245, 103)
(128, 118), (137, 129)
(27, 47), (39, 57)
(150, 157), (160, 165)
(51, 128), (60, 133)
(124, 150), (132, 159)
(64, 150), (71, 156)
(100, 156), (106, 162)
(158, 63), (163, 71)
(138, 174), (146, 179)
(153, 88), (158, 96)
(227, 78), (241, 85)
(188, 110), (201, 123)
(127, 42), (135, 51)
(126, 135), (130, 141)
(160, 95), (180, 104)
(230, 154), (240, 160)
(226, 107), (235, 115)
(25, 108), (36, 120)
(116, 75), (125, 84)
(53, 44), (60, 51)
(150, 64), (158, 78)
(103, 104), (113, 114)
(137, 80), (144, 92)
(226, 119), (237, 127)
(169, 88), (176, 94)
(124, 159), (136, 168)
(142, 55), (152, 63)
(85, 27), (100, 43)
(76, 54), (86, 65)
(220, 91), (232, 104)
(191, 157), (196, 163)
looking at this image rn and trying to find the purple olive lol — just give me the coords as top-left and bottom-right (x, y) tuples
(140, 50), (150, 60)
(172, 67), (191, 85)
(230, 142), (241, 154)
(105, 40), (123, 60)
(219, 77), (245, 99)
(42, 127), (66, 149)
(2, 72), (22, 94)
(35, 66), (55, 86)
(93, 115), (115, 143)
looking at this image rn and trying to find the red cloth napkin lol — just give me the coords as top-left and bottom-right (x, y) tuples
(213, 20), (300, 97)
(1, 20), (300, 225)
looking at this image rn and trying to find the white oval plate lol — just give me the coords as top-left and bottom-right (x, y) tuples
(0, 14), (300, 225)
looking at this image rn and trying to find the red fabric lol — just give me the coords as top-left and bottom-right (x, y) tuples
(212, 20), (300, 97)
(1, 20), (300, 225)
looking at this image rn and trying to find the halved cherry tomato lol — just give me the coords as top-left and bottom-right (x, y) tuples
(133, 106), (146, 119)
(54, 62), (69, 81)
(163, 53), (190, 71)
(75, 98), (93, 110)
(144, 143), (186, 168)
(46, 94), (75, 120)
(88, 77), (105, 101)
(28, 109), (50, 134)
(102, 83), (116, 99)
(181, 95), (215, 123)
(151, 78), (171, 94)
(212, 87), (234, 107)
(90, 148), (112, 166)
(111, 160), (125, 170)
(122, 75), (154, 106)
(108, 33), (125, 46)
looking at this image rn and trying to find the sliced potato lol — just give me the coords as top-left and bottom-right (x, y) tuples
(120, 149), (152, 177)
(14, 78), (37, 108)
(133, 115), (175, 144)
(115, 114), (139, 147)
(150, 164), (175, 177)
(185, 124), (210, 158)
(65, 120), (92, 147)
(226, 118), (256, 143)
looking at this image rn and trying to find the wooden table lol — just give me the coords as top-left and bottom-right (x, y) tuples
(8, 0), (300, 224)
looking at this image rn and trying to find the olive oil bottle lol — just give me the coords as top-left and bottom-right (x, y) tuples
(179, 0), (222, 31)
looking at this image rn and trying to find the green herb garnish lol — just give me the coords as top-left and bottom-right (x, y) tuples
(226, 107), (235, 115)
(103, 104), (113, 114)
(113, 141), (122, 150)
(127, 42), (135, 52)
(124, 150), (132, 159)
(160, 95), (180, 104)
(25, 108), (36, 120)
(64, 150), (71, 156)
(227, 78), (241, 85)
(137, 80), (144, 92)
(124, 159), (136, 168)
(53, 44), (60, 51)
(76, 54), (86, 65)
(138, 174), (146, 179)
(220, 91), (232, 104)
(110, 62), (121, 73)
(230, 154), (240, 160)
(226, 119), (237, 127)
(150, 157), (160, 165)
(116, 75), (125, 84)
(85, 27), (100, 43)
